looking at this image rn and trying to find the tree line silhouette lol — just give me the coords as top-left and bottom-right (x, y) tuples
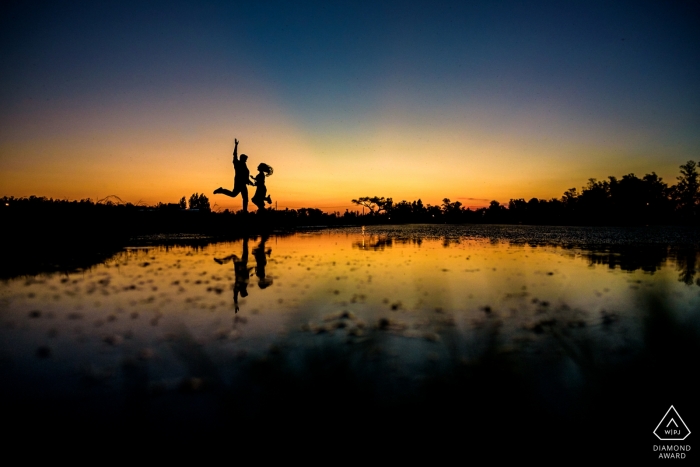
(2, 160), (699, 249)
(2, 161), (698, 278)
(350, 160), (700, 226)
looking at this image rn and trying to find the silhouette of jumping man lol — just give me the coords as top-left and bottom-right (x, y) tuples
(251, 163), (273, 211)
(214, 138), (254, 212)
(214, 237), (252, 313)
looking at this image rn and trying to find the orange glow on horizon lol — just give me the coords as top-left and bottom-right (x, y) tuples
(0, 90), (690, 213)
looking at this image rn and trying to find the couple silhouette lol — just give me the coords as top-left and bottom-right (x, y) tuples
(214, 236), (272, 313)
(214, 138), (273, 212)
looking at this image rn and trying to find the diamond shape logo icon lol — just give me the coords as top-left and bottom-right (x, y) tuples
(654, 406), (691, 441)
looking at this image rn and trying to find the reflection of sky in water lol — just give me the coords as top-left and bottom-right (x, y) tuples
(1, 226), (699, 397)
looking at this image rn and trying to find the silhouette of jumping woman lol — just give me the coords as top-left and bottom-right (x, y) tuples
(214, 138), (254, 212)
(250, 163), (273, 211)
(252, 235), (273, 289)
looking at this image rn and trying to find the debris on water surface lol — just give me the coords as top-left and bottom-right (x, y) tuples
(438, 315), (456, 327)
(377, 317), (408, 332)
(601, 310), (618, 326)
(214, 328), (241, 340)
(378, 317), (390, 330)
(322, 310), (356, 322)
(150, 312), (163, 326)
(530, 318), (557, 334)
(420, 331), (440, 342)
(102, 334), (123, 346)
(311, 323), (333, 334)
(214, 328), (229, 340)
(350, 294), (366, 303)
(304, 310), (367, 337)
(340, 310), (356, 320)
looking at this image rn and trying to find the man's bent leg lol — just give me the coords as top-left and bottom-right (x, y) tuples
(214, 186), (241, 198)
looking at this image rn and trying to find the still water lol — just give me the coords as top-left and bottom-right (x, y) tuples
(1, 224), (699, 446)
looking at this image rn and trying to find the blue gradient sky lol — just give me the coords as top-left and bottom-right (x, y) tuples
(1, 1), (699, 211)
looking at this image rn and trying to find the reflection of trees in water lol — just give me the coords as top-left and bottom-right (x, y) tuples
(351, 232), (700, 287)
(353, 237), (393, 250)
(442, 237), (461, 248)
(567, 245), (700, 286)
(579, 246), (669, 274)
(352, 236), (425, 250)
(674, 246), (699, 286)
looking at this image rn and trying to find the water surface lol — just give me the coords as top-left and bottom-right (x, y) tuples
(1, 225), (699, 450)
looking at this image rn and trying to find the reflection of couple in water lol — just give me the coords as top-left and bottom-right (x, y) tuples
(214, 138), (273, 212)
(214, 236), (272, 312)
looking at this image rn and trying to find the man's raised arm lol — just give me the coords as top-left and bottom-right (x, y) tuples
(232, 138), (239, 163)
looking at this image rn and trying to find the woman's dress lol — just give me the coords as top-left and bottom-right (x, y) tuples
(251, 173), (267, 208)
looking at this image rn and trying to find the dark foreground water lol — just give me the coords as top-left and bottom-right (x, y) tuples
(1, 225), (698, 459)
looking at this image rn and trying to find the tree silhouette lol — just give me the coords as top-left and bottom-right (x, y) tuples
(188, 193), (211, 212)
(351, 196), (393, 214)
(441, 198), (464, 222)
(672, 160), (700, 219)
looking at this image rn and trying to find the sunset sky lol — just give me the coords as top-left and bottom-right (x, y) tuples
(1, 1), (699, 212)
